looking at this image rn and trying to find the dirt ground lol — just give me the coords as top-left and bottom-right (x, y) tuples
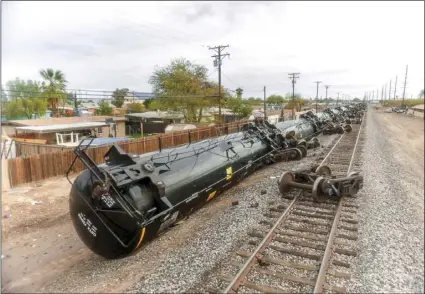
(0, 159), (301, 293)
(375, 111), (424, 193)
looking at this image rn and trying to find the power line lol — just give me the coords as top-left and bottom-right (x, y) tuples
(208, 44), (230, 124)
(1, 89), (227, 100)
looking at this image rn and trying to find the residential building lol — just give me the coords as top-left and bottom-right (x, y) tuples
(125, 111), (185, 134)
(2, 116), (127, 145)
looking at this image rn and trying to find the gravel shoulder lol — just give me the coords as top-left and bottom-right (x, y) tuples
(1, 134), (338, 293)
(349, 109), (424, 293)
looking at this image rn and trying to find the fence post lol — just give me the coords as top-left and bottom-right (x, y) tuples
(188, 131), (191, 144)
(225, 125), (229, 135)
(158, 136), (162, 152)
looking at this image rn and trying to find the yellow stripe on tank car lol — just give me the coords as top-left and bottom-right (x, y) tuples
(226, 167), (233, 180)
(134, 227), (146, 251)
(207, 191), (217, 202)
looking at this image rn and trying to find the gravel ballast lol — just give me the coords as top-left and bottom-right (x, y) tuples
(349, 109), (424, 293)
(126, 134), (339, 293)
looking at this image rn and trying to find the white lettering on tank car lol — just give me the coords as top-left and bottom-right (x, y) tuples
(101, 194), (116, 208)
(78, 212), (98, 237)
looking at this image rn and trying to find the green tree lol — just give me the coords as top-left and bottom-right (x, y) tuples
(149, 58), (220, 122)
(267, 95), (286, 104)
(6, 78), (42, 99)
(6, 99), (23, 119)
(127, 102), (144, 113)
(21, 98), (48, 119)
(1, 90), (8, 116)
(39, 69), (68, 116)
(143, 98), (154, 108)
(235, 87), (243, 99)
(111, 88), (129, 108)
(226, 98), (252, 118)
(95, 100), (113, 115)
(420, 89), (424, 98)
(4, 78), (48, 118)
(148, 99), (166, 111)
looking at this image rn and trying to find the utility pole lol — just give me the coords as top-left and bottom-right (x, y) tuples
(393, 76), (397, 100)
(381, 86), (383, 102)
(337, 92), (340, 105)
(314, 81), (322, 113)
(376, 89), (379, 102)
(263, 86), (267, 120)
(384, 84), (387, 104)
(389, 80), (392, 100)
(324, 85), (330, 106)
(209, 45), (230, 124)
(288, 73), (300, 119)
(402, 65), (408, 108)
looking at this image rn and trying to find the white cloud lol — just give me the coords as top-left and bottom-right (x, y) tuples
(2, 1), (424, 99)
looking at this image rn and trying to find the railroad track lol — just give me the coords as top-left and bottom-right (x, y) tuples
(207, 116), (366, 294)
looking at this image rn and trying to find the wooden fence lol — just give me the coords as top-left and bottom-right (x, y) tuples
(6, 121), (249, 188)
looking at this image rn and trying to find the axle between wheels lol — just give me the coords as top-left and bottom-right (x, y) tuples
(278, 165), (364, 203)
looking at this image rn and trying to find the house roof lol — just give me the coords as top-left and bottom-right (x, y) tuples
(5, 116), (126, 126)
(15, 122), (110, 133)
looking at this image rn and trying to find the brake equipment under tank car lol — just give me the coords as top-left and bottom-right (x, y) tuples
(67, 104), (365, 259)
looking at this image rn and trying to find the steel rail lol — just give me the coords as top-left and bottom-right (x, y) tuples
(223, 126), (353, 293)
(313, 114), (365, 293)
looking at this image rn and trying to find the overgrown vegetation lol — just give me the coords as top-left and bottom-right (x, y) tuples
(382, 98), (425, 107)
(95, 100), (113, 115)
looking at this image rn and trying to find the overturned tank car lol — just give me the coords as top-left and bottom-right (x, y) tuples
(67, 107), (357, 259)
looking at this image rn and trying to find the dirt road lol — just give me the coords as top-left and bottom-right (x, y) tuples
(350, 109), (424, 293)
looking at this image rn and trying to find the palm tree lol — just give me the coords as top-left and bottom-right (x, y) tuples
(39, 68), (68, 116)
(236, 87), (243, 99)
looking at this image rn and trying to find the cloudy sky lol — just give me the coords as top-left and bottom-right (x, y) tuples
(2, 1), (424, 99)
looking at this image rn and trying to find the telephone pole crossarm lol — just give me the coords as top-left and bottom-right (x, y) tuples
(208, 45), (230, 124)
(288, 73), (300, 119)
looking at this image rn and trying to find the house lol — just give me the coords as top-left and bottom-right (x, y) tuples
(2, 116), (127, 145)
(207, 107), (240, 123)
(122, 92), (154, 108)
(80, 102), (100, 113)
(125, 111), (185, 135)
(124, 92), (155, 103)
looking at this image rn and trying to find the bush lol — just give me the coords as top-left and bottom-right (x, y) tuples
(382, 98), (424, 107)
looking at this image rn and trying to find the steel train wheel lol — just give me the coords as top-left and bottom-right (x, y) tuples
(315, 165), (332, 177)
(312, 176), (327, 203)
(344, 124), (352, 133)
(278, 171), (295, 194)
(297, 145), (307, 158)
